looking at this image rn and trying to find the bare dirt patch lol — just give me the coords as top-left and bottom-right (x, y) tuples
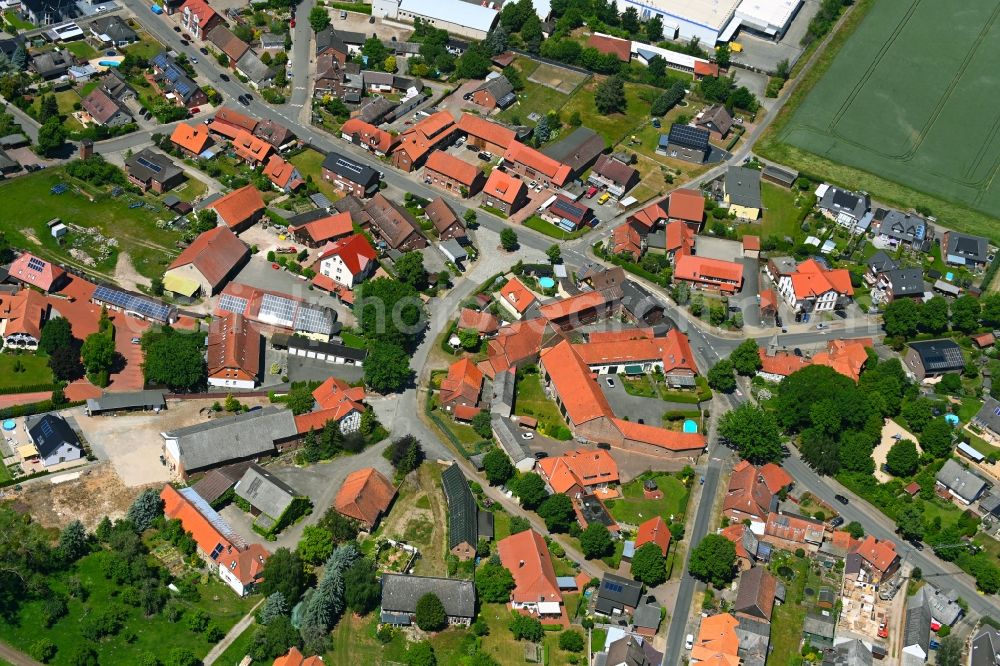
(113, 252), (152, 292)
(10, 464), (142, 531)
(527, 62), (589, 94)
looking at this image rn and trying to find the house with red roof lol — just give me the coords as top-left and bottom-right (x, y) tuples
(668, 188), (705, 229)
(719, 523), (763, 570)
(853, 535), (900, 584)
(539, 290), (614, 331)
(777, 258), (854, 312)
(232, 130), (274, 166)
(586, 33), (631, 62)
(588, 154), (639, 198)
(289, 211), (354, 248)
(315, 233), (377, 289)
(440, 357), (485, 410)
(273, 647), (323, 666)
(0, 289), (49, 349)
(497, 276), (538, 319)
(611, 223), (643, 258)
(161, 484), (269, 596)
(179, 0), (223, 41)
(693, 60), (719, 79)
(170, 122), (211, 157)
(497, 529), (563, 616)
(627, 199), (668, 232)
(424, 150), (484, 197)
(296, 376), (366, 434)
(482, 169), (528, 216)
(479, 317), (563, 378)
(334, 467), (395, 528)
(763, 511), (826, 553)
(457, 308), (499, 337)
(673, 254), (744, 294)
(164, 226), (250, 297)
(425, 197), (467, 241)
(206, 185), (266, 232)
(391, 111), (456, 172)
(207, 312), (262, 389)
(537, 449), (619, 497)
(759, 337), (873, 383)
(456, 114), (516, 155)
(503, 141), (572, 188)
(661, 219), (695, 259)
(212, 107), (258, 135)
(573, 329), (698, 383)
(635, 516), (671, 556)
(7, 253), (67, 292)
(340, 117), (399, 157)
(723, 460), (793, 522)
(263, 155), (305, 193)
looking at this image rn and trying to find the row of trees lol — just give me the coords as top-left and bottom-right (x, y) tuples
(883, 294), (988, 340)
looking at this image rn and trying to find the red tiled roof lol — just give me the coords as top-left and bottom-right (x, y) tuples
(763, 512), (825, 545)
(206, 26), (249, 63)
(612, 418), (706, 452)
(0, 289), (47, 341)
(537, 449), (619, 495)
(811, 338), (871, 381)
(440, 357), (485, 406)
(724, 460), (791, 520)
(482, 318), (559, 378)
(208, 185), (265, 230)
(263, 154), (304, 190)
(636, 516), (671, 555)
(483, 169), (527, 205)
(586, 34), (631, 61)
(540, 340), (613, 425)
(694, 61), (719, 77)
(854, 535), (898, 574)
(394, 110), (455, 162)
(206, 312), (261, 382)
(759, 289), (777, 311)
(497, 529), (562, 605)
(214, 107), (258, 132)
(290, 211), (354, 244)
(498, 276), (537, 314)
(758, 347), (810, 377)
(168, 226), (249, 290)
(742, 235), (760, 251)
(297, 378), (365, 433)
(674, 255), (743, 293)
(273, 647), (323, 666)
(788, 259), (854, 299)
(232, 129), (273, 164)
(8, 253), (66, 291)
(668, 188), (705, 223)
(456, 113), (516, 149)
(425, 150), (481, 187)
(207, 120), (242, 140)
(629, 200), (667, 229)
(504, 141), (572, 186)
(334, 467), (395, 527)
(720, 523), (752, 560)
(612, 223), (642, 256)
(453, 404), (482, 421)
(317, 233), (377, 277)
(665, 219), (695, 254)
(692, 613), (740, 666)
(972, 333), (996, 347)
(341, 117), (398, 154)
(539, 290), (607, 322)
(574, 329), (697, 375)
(171, 122), (210, 154)
(458, 308), (500, 335)
(588, 328), (653, 343)
(180, 0), (219, 27)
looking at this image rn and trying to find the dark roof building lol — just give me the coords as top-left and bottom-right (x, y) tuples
(588, 154), (639, 197)
(441, 464), (483, 560)
(733, 566), (777, 621)
(315, 27), (350, 58)
(595, 573), (643, 615)
(321, 151), (381, 198)
(944, 230), (990, 267)
(468, 75), (516, 109)
(935, 459), (988, 505)
(25, 414), (83, 466)
(882, 268), (924, 300)
(151, 51), (206, 106)
(542, 194), (592, 230)
(31, 51), (74, 79)
(878, 210), (928, 248)
(904, 339), (965, 380)
(970, 626), (1000, 666)
(125, 148), (184, 193)
(822, 639), (872, 666)
(658, 124), (710, 163)
(818, 185), (869, 223)
(695, 104), (733, 138)
(762, 164), (798, 187)
(540, 126), (606, 176)
(903, 588), (932, 662)
(85, 390), (165, 416)
(866, 251), (898, 275)
(380, 574), (476, 626)
(725, 166), (762, 210)
(234, 464), (302, 531)
(90, 15), (138, 45)
(973, 397), (1000, 439)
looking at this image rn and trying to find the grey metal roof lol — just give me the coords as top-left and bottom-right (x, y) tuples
(908, 339), (964, 373)
(491, 370), (515, 417)
(163, 407), (296, 472)
(86, 390), (165, 413)
(762, 164), (797, 185)
(322, 151), (380, 187)
(979, 492), (1000, 516)
(935, 459), (988, 503)
(191, 462), (253, 504)
(26, 414), (81, 459)
(725, 166), (762, 209)
(490, 415), (531, 465)
(885, 268), (924, 296)
(946, 231), (989, 264)
(90, 15), (137, 43)
(632, 602), (661, 630)
(922, 583), (963, 626)
(541, 126), (606, 174)
(235, 50), (275, 85)
(903, 588), (932, 652)
(125, 148), (182, 184)
(735, 615), (770, 666)
(802, 613), (836, 639)
(880, 210), (927, 244)
(234, 463), (300, 521)
(440, 238), (467, 262)
(866, 250), (898, 274)
(477, 510), (494, 539)
(380, 573), (476, 619)
(595, 574), (642, 614)
(471, 74), (514, 101)
(970, 626), (1000, 666)
(315, 27), (348, 55)
(823, 639), (872, 666)
(441, 464), (478, 551)
(819, 186), (869, 220)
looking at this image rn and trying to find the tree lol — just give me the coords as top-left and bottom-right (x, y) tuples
(650, 81), (686, 116)
(500, 228), (518, 251)
(595, 75), (626, 114)
(192, 209), (218, 234)
(471, 410), (493, 438)
(982, 293), (1000, 327)
(580, 523), (613, 559)
(483, 448), (515, 485)
(707, 359), (737, 392)
(520, 13), (543, 53)
(895, 504), (925, 542)
(30, 639), (57, 663)
(476, 560), (515, 602)
(714, 43), (731, 68)
(309, 6), (330, 32)
(319, 509), (361, 543)
(646, 15), (664, 41)
(385, 435), (424, 475)
(885, 439), (919, 476)
(39, 94), (59, 124)
(259, 548), (306, 604)
(936, 373), (963, 395)
(546, 244), (562, 264)
(840, 521), (864, 539)
(730, 339), (762, 375)
(59, 520), (89, 562)
(509, 516), (531, 534)
(415, 593), (447, 632)
(484, 23), (509, 55)
(364, 341), (413, 393)
(883, 298), (922, 338)
(537, 493), (575, 533)
(621, 6), (640, 32)
(901, 398), (934, 433)
(141, 328), (206, 391)
(344, 559), (380, 615)
(688, 534), (737, 588)
(920, 296), (949, 334)
(719, 403), (783, 464)
(356, 277), (426, 349)
(395, 251), (428, 291)
(512, 473), (548, 509)
(559, 630), (584, 652)
(464, 208), (479, 227)
(249, 616), (299, 661)
(36, 117), (66, 156)
(919, 417), (954, 458)
(406, 641), (437, 666)
(630, 542), (666, 586)
(39, 317), (74, 355)
(509, 614), (543, 641)
(11, 44), (26, 71)
(68, 646), (98, 666)
(936, 636), (962, 666)
(456, 43), (493, 79)
(127, 488), (163, 533)
(48, 342), (83, 381)
(257, 592), (288, 625)
(951, 295), (981, 333)
(297, 526), (334, 565)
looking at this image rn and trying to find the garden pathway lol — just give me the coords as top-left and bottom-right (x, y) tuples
(0, 640), (42, 666)
(202, 599), (263, 666)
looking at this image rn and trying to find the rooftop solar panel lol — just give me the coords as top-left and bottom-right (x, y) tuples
(135, 156), (162, 174)
(26, 257), (46, 272)
(258, 292), (296, 327)
(93, 285), (174, 322)
(218, 293), (249, 315)
(294, 303), (335, 335)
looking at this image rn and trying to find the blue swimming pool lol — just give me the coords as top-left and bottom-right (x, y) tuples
(2, 419), (15, 431)
(683, 419), (698, 434)
(539, 277), (556, 289)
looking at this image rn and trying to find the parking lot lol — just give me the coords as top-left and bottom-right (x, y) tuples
(731, 0), (822, 73)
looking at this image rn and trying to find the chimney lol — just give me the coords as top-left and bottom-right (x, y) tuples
(519, 560), (525, 568)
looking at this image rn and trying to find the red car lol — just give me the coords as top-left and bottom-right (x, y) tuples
(190, 107), (200, 113)
(289, 18), (295, 27)
(585, 186), (598, 198)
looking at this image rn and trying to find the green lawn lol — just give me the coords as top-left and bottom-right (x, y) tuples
(513, 369), (572, 440)
(3, 10), (33, 29)
(0, 553), (258, 666)
(522, 215), (591, 241)
(0, 463), (13, 484)
(166, 174), (208, 203)
(606, 473), (690, 526)
(591, 628), (607, 657)
(0, 168), (184, 280)
(496, 78), (570, 128)
(212, 621), (256, 666)
(493, 510), (512, 540)
(560, 80), (659, 147)
(0, 352), (55, 390)
(66, 41), (98, 60)
(767, 555), (811, 666)
(750, 182), (811, 243)
(340, 330), (367, 349)
(289, 148), (342, 201)
(125, 33), (165, 60)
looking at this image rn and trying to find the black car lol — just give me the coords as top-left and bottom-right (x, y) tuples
(907, 538), (924, 551)
(173, 26), (181, 32)
(179, 39), (189, 46)
(829, 516), (844, 528)
(219, 73), (229, 82)
(533, 452), (548, 460)
(200, 47), (209, 55)
(834, 494), (849, 505)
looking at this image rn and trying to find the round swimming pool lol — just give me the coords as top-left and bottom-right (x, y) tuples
(944, 414), (959, 426)
(2, 419), (16, 431)
(539, 277), (556, 289)
(682, 419), (698, 434)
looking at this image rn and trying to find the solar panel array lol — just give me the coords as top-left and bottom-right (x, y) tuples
(604, 581), (623, 593)
(135, 155), (162, 174)
(259, 292), (296, 327)
(336, 157), (364, 175)
(295, 303), (334, 335)
(218, 293), (249, 315)
(26, 257), (46, 272)
(553, 197), (586, 220)
(93, 285), (174, 322)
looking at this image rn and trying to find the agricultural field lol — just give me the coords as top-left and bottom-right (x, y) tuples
(765, 0), (1000, 241)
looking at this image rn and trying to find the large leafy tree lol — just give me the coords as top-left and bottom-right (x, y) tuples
(688, 534), (736, 588)
(127, 488), (164, 533)
(919, 296), (949, 334)
(500, 228), (518, 251)
(885, 439), (919, 477)
(356, 277), (426, 349)
(537, 494), (575, 533)
(415, 593), (447, 631)
(36, 117), (67, 157)
(259, 548), (307, 605)
(630, 542), (666, 586)
(81, 332), (115, 379)
(483, 449), (515, 486)
(883, 298), (922, 338)
(512, 473), (548, 509)
(730, 339), (762, 375)
(579, 523), (613, 559)
(141, 327), (206, 391)
(344, 559), (380, 615)
(394, 251), (428, 291)
(476, 559), (515, 602)
(707, 359), (736, 392)
(718, 403), (782, 464)
(364, 341), (413, 393)
(895, 504), (925, 542)
(38, 317), (74, 355)
(950, 295), (981, 333)
(919, 417), (954, 458)
(308, 6), (330, 32)
(595, 75), (626, 114)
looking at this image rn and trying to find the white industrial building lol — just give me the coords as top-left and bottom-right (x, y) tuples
(372, 0), (499, 39)
(620, 0), (801, 43)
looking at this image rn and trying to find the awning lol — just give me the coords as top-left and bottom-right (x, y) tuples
(163, 273), (200, 297)
(537, 601), (561, 615)
(624, 364), (644, 375)
(18, 444), (39, 459)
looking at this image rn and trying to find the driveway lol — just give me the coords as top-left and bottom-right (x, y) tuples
(693, 235), (744, 262)
(597, 379), (693, 426)
(285, 353), (364, 384)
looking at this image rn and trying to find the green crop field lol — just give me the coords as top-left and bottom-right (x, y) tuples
(767, 0), (1000, 241)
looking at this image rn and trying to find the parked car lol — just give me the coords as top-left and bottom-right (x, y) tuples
(190, 57), (198, 64)
(199, 47), (208, 55)
(190, 107), (200, 114)
(131, 337), (141, 345)
(219, 73), (229, 81)
(586, 186), (598, 198)
(834, 494), (849, 505)
(685, 635), (694, 650)
(598, 192), (611, 204)
(179, 39), (189, 46)
(173, 26), (181, 32)
(651, 117), (661, 128)
(816, 323), (828, 330)
(341, 9), (347, 18)
(521, 432), (534, 440)
(829, 516), (844, 528)
(533, 451), (548, 460)
(238, 94), (250, 105)
(605, 377), (616, 388)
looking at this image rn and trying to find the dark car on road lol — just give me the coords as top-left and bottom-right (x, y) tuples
(219, 73), (229, 81)
(834, 494), (849, 505)
(199, 47), (208, 55)
(829, 516), (844, 528)
(179, 39), (189, 46)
